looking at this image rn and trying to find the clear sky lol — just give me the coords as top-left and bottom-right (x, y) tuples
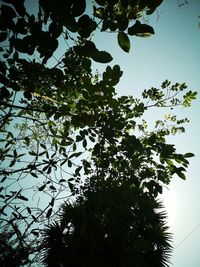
(92, 1), (200, 266)
(2, 0), (199, 266)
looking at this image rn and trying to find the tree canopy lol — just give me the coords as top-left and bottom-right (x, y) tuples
(0, 0), (197, 266)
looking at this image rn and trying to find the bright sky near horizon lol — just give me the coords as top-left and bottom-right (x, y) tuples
(92, 1), (200, 266)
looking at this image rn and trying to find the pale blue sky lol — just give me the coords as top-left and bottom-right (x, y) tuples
(92, 1), (200, 266)
(3, 1), (199, 266)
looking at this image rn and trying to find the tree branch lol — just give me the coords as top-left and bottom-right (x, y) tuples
(0, 101), (44, 113)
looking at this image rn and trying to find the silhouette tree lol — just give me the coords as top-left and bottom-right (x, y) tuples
(0, 224), (30, 267)
(42, 176), (172, 267)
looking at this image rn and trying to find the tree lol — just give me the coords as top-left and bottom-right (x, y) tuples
(0, 0), (196, 266)
(42, 176), (172, 267)
(0, 224), (30, 267)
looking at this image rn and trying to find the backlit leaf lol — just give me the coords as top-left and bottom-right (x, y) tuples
(38, 184), (46, 191)
(17, 195), (28, 201)
(117, 32), (130, 53)
(91, 51), (113, 63)
(128, 20), (154, 37)
(46, 208), (52, 218)
(184, 153), (195, 158)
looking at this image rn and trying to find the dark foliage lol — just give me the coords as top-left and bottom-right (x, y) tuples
(42, 177), (172, 267)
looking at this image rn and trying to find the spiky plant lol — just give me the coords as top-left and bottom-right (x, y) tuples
(41, 178), (172, 267)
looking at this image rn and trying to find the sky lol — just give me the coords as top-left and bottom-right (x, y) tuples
(1, 0), (199, 266)
(92, 1), (200, 266)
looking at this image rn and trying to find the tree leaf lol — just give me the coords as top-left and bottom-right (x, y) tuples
(128, 20), (154, 37)
(78, 15), (97, 37)
(1, 176), (7, 183)
(75, 166), (82, 176)
(83, 139), (87, 148)
(40, 143), (47, 149)
(165, 158), (173, 166)
(1, 4), (17, 19)
(38, 184), (46, 191)
(46, 208), (52, 218)
(31, 230), (39, 236)
(12, 0), (26, 16)
(0, 32), (7, 42)
(68, 160), (72, 167)
(27, 207), (31, 214)
(13, 149), (17, 157)
(49, 197), (55, 207)
(184, 152), (195, 158)
(177, 171), (186, 180)
(91, 51), (113, 63)
(76, 135), (84, 142)
(61, 158), (68, 166)
(47, 166), (52, 174)
(17, 195), (29, 201)
(30, 172), (38, 178)
(68, 182), (74, 192)
(95, 0), (106, 6)
(146, 0), (163, 15)
(120, 0), (129, 9)
(72, 0), (86, 17)
(117, 32), (130, 53)
(9, 159), (16, 167)
(59, 179), (66, 183)
(49, 185), (56, 191)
